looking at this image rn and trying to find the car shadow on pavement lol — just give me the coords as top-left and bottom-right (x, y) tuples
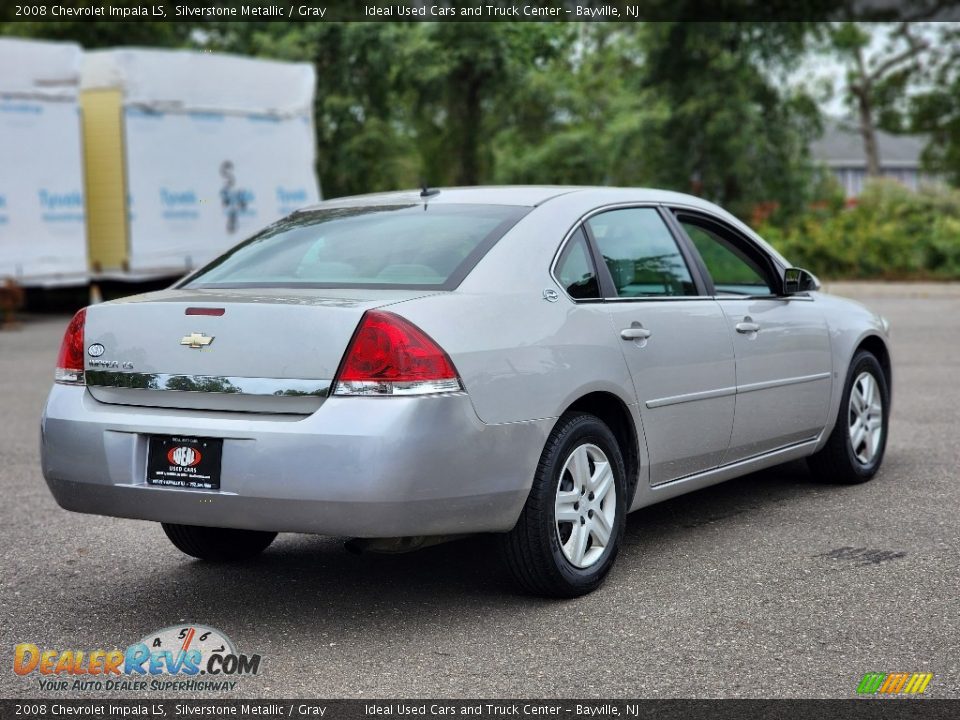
(622, 458), (817, 546)
(113, 459), (828, 629)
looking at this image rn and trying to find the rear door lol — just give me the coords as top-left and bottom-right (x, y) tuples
(671, 211), (833, 462)
(574, 206), (736, 486)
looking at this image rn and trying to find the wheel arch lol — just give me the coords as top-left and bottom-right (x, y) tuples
(855, 333), (892, 403)
(818, 330), (893, 452)
(562, 391), (641, 506)
(807, 330), (892, 483)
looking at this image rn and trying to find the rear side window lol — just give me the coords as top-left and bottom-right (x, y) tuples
(554, 228), (600, 300)
(185, 204), (528, 290)
(587, 208), (696, 297)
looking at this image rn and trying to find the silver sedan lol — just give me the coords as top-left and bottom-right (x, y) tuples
(41, 187), (891, 597)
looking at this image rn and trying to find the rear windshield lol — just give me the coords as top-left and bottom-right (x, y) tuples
(183, 203), (528, 290)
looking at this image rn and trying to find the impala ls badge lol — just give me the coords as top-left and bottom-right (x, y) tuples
(180, 332), (214, 349)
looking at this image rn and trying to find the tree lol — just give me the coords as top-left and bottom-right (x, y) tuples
(639, 21), (822, 219)
(908, 25), (960, 186)
(401, 23), (567, 187)
(829, 22), (933, 177)
(492, 25), (665, 187)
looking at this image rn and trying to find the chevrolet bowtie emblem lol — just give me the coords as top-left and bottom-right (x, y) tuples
(180, 332), (214, 349)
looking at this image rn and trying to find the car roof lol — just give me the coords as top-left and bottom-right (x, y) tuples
(299, 185), (721, 210)
(296, 186), (791, 269)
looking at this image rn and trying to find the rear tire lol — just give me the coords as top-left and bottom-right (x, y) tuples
(162, 523), (277, 562)
(501, 412), (627, 598)
(808, 350), (889, 484)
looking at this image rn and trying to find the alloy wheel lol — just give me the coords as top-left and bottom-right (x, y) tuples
(554, 443), (617, 568)
(848, 371), (884, 465)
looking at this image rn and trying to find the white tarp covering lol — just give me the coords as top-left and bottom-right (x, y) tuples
(122, 108), (318, 274)
(0, 39), (87, 286)
(82, 48), (315, 116)
(0, 38), (82, 100)
(82, 49), (320, 277)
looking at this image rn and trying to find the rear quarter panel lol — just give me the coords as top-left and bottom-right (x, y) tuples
(396, 291), (637, 426)
(392, 199), (642, 426)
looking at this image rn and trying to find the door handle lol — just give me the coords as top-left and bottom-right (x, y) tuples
(735, 321), (760, 334)
(621, 327), (652, 340)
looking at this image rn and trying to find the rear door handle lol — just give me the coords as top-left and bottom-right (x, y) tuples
(621, 327), (652, 340)
(735, 322), (760, 334)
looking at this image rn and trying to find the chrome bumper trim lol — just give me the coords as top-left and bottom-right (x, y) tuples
(85, 370), (331, 398)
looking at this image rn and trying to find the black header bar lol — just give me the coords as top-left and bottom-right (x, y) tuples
(2, 0), (959, 23)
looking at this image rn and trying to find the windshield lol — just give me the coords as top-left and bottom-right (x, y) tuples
(183, 203), (528, 290)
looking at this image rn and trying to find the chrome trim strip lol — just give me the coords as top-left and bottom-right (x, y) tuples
(645, 372), (831, 409)
(714, 295), (814, 302)
(603, 296), (722, 303)
(737, 371), (832, 395)
(649, 438), (819, 489)
(645, 386), (737, 409)
(85, 371), (331, 398)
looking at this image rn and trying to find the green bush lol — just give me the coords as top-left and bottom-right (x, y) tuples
(757, 179), (960, 280)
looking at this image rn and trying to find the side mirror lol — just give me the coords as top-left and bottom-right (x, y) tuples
(782, 267), (820, 295)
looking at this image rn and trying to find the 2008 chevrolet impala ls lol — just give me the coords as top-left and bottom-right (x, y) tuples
(41, 186), (891, 597)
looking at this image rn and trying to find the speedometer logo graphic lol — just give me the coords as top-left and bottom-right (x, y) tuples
(140, 624), (235, 658)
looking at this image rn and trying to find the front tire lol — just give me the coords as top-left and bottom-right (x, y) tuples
(501, 412), (627, 598)
(162, 523), (277, 562)
(808, 350), (889, 484)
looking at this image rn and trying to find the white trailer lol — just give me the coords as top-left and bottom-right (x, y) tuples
(80, 48), (321, 279)
(0, 38), (88, 287)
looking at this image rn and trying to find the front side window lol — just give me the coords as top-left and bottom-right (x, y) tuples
(554, 228), (600, 300)
(586, 208), (695, 297)
(185, 204), (527, 290)
(679, 219), (773, 296)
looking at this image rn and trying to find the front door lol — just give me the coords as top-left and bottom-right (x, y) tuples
(675, 215), (834, 462)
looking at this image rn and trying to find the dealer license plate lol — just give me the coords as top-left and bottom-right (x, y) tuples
(146, 436), (223, 490)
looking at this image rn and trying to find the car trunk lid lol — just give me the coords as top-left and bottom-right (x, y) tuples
(83, 287), (436, 414)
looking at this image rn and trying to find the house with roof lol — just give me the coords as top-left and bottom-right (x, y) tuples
(810, 120), (938, 197)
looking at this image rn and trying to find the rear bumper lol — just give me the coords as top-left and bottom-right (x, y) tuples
(40, 386), (551, 537)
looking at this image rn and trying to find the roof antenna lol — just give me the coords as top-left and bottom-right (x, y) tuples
(420, 184), (440, 199)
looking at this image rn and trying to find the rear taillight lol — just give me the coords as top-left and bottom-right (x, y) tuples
(333, 310), (462, 396)
(55, 308), (86, 385)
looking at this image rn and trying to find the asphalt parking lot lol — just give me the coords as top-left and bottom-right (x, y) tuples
(1, 283), (958, 700)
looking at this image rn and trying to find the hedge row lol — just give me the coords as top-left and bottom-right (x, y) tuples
(758, 180), (960, 281)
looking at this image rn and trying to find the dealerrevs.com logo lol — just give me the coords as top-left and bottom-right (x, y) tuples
(13, 625), (261, 692)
